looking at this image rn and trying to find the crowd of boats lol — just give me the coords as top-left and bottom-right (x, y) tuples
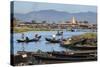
(13, 31), (97, 66)
(12, 49), (97, 66)
(16, 31), (97, 50)
(17, 31), (63, 43)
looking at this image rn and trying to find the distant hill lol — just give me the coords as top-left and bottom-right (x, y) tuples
(14, 10), (97, 23)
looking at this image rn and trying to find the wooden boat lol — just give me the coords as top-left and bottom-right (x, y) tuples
(17, 36), (41, 43)
(61, 44), (97, 50)
(60, 38), (97, 50)
(71, 45), (97, 50)
(47, 50), (97, 58)
(34, 55), (97, 61)
(56, 31), (63, 36)
(13, 51), (97, 65)
(71, 29), (75, 32)
(45, 38), (61, 43)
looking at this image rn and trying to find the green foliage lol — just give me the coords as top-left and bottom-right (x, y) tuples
(70, 33), (97, 46)
(81, 33), (97, 39)
(32, 20), (36, 23)
(14, 27), (58, 33)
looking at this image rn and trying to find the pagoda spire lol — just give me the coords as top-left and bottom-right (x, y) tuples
(72, 16), (76, 24)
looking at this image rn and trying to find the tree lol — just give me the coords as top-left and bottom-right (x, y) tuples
(42, 21), (46, 24)
(84, 21), (88, 24)
(32, 20), (36, 24)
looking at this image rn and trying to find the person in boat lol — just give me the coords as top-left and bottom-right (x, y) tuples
(35, 34), (39, 38)
(59, 31), (63, 41)
(57, 31), (63, 35)
(57, 31), (60, 34)
(61, 35), (63, 41)
(22, 33), (24, 39)
(61, 31), (63, 34)
(71, 28), (75, 32)
(26, 36), (29, 41)
(52, 34), (56, 40)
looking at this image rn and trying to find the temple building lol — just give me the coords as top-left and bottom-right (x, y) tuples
(68, 16), (78, 28)
(15, 16), (96, 30)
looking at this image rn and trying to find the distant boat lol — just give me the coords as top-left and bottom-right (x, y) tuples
(67, 28), (75, 32)
(71, 28), (75, 32)
(45, 38), (61, 43)
(56, 31), (63, 36)
(17, 36), (41, 43)
(47, 51), (96, 58)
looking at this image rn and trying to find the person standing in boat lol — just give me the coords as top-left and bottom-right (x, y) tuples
(57, 31), (60, 34)
(52, 34), (56, 40)
(61, 31), (64, 40)
(26, 36), (29, 41)
(22, 33), (24, 39)
(35, 34), (38, 38)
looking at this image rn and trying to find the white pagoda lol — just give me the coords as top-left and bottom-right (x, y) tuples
(71, 16), (77, 24)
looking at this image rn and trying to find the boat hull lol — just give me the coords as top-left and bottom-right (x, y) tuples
(45, 38), (60, 43)
(61, 44), (97, 50)
(17, 36), (41, 43)
(34, 55), (97, 61)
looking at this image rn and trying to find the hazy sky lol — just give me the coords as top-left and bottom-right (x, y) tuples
(13, 1), (97, 14)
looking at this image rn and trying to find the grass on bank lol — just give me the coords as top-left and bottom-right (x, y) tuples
(71, 33), (97, 46)
(13, 27), (56, 33)
(80, 33), (97, 39)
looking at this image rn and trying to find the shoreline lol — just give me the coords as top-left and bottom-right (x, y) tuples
(13, 27), (63, 33)
(13, 27), (97, 33)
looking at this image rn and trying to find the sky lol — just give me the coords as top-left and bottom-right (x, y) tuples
(13, 1), (97, 14)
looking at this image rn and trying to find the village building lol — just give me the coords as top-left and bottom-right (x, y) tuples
(14, 16), (97, 30)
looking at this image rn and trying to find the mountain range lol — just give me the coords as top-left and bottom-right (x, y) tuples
(14, 10), (97, 23)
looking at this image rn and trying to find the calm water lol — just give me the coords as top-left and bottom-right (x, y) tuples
(12, 30), (93, 54)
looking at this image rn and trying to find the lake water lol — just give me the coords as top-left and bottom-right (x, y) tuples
(12, 30), (94, 54)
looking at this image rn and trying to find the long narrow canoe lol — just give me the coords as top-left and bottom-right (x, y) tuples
(17, 36), (41, 43)
(45, 38), (60, 43)
(61, 45), (97, 50)
(34, 55), (97, 61)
